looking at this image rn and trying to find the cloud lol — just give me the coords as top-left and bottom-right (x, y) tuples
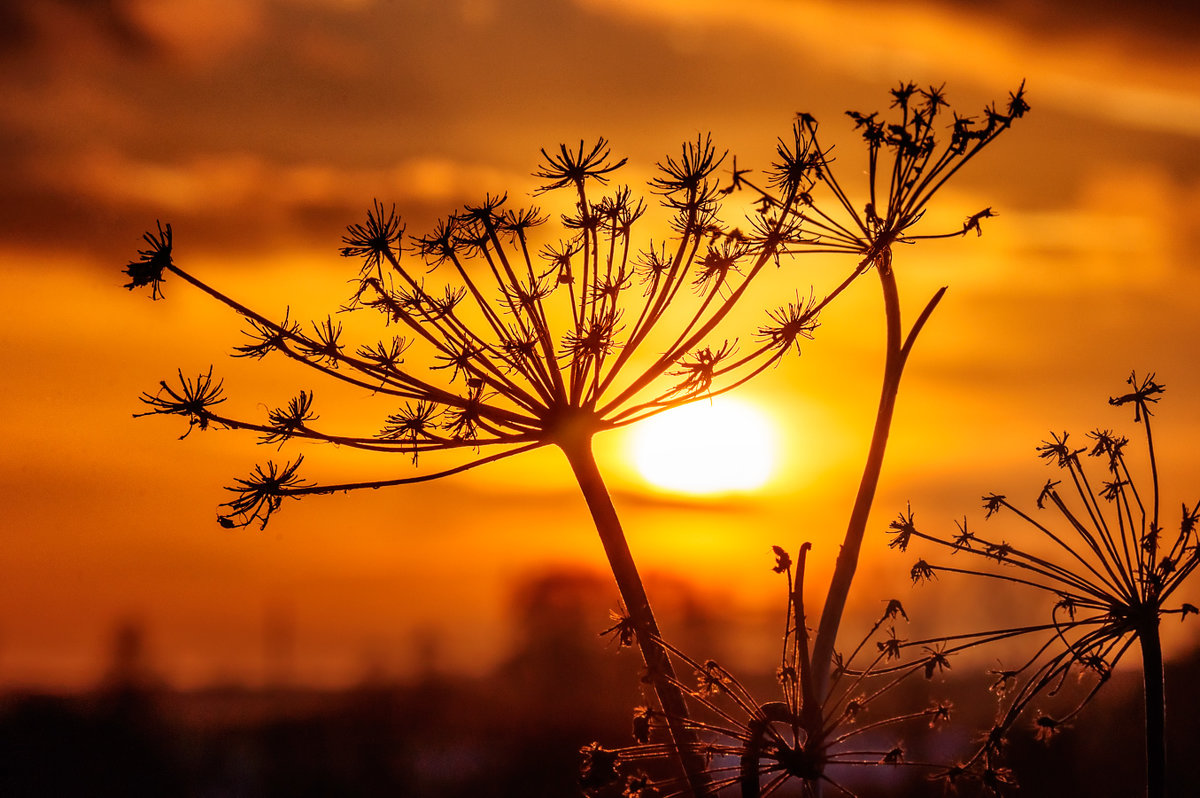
(39, 149), (531, 210)
(124, 0), (266, 64)
(0, 0), (153, 55)
(579, 0), (1200, 139)
(1011, 163), (1200, 281)
(1, 146), (539, 255)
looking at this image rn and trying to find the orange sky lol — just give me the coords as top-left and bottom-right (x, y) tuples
(2, 0), (1199, 691)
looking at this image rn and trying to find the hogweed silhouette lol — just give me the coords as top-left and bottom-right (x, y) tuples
(890, 373), (1197, 797)
(126, 135), (838, 795)
(125, 81), (1025, 797)
(719, 80), (1028, 720)
(127, 138), (824, 527)
(582, 545), (968, 797)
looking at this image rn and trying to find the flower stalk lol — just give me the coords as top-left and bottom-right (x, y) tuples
(725, 81), (1027, 707)
(558, 429), (710, 796)
(810, 264), (946, 701)
(891, 373), (1196, 796)
(1140, 614), (1166, 798)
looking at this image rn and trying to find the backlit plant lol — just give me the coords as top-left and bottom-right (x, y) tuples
(124, 82), (1025, 797)
(889, 372), (1197, 797)
(582, 545), (965, 797)
(126, 134), (834, 795)
(722, 81), (1028, 713)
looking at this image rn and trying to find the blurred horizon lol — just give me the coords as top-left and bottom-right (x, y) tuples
(5, 567), (1198, 796)
(2, 0), (1200, 694)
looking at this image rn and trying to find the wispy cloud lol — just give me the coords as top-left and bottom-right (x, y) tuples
(125, 0), (266, 64)
(581, 0), (1200, 138)
(33, 149), (532, 213)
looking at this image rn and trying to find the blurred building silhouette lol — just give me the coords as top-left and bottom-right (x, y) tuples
(0, 573), (1196, 797)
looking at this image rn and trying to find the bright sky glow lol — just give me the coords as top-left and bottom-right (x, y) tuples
(629, 397), (778, 495)
(3, 0), (1200, 690)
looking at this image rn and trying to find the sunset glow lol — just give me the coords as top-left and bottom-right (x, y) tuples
(4, 1), (1200, 794)
(629, 397), (777, 495)
(1, 0), (1198, 720)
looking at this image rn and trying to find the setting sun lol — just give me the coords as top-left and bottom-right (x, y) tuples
(628, 396), (779, 495)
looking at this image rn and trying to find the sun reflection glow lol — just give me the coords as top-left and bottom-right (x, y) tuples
(629, 397), (778, 495)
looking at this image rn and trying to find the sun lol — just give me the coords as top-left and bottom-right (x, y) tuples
(628, 396), (779, 495)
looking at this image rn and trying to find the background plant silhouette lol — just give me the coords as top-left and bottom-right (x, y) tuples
(888, 372), (1197, 797)
(584, 544), (966, 797)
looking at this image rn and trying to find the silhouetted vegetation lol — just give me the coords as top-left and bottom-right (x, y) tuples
(112, 78), (1194, 796)
(889, 373), (1197, 797)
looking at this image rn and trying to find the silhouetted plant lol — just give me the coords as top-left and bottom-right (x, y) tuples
(583, 545), (962, 796)
(125, 135), (839, 795)
(126, 140), (825, 528)
(889, 372), (1197, 797)
(722, 80), (1027, 720)
(124, 81), (1024, 797)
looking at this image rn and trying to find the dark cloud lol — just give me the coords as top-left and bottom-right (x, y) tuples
(0, 4), (35, 51)
(0, 0), (808, 256)
(0, 0), (1196, 266)
(0, 0), (155, 55)
(933, 0), (1200, 47)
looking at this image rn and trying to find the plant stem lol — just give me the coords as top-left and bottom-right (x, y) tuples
(1140, 616), (1166, 798)
(558, 434), (710, 798)
(810, 264), (905, 699)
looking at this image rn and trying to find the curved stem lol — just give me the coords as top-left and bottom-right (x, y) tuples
(1140, 617), (1166, 798)
(558, 434), (710, 798)
(810, 265), (907, 699)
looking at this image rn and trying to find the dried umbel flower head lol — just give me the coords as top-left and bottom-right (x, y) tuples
(735, 81), (1028, 726)
(584, 545), (960, 796)
(125, 84), (1024, 797)
(729, 81), (1028, 273)
(122, 221), (173, 299)
(126, 81), (1026, 536)
(891, 372), (1196, 796)
(128, 136), (830, 529)
(127, 132), (843, 798)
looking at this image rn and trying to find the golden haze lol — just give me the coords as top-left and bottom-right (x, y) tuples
(1, 0), (1199, 690)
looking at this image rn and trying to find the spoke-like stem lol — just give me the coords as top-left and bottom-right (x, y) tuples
(557, 432), (710, 798)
